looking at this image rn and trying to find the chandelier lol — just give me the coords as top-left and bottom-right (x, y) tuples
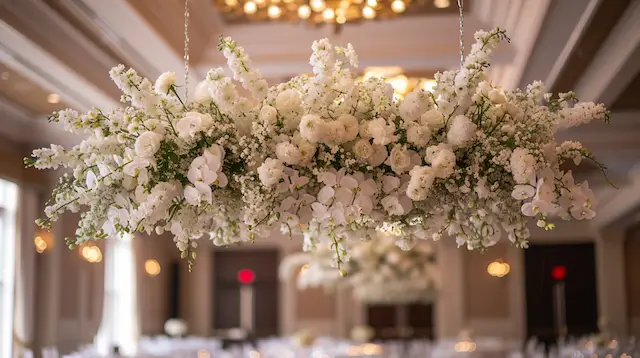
(213, 0), (452, 29)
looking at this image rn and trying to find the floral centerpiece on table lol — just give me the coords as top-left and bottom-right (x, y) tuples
(27, 28), (610, 267)
(280, 236), (439, 304)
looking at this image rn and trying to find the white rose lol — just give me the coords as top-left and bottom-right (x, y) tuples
(176, 112), (212, 139)
(275, 142), (302, 165)
(367, 144), (388, 167)
(431, 148), (456, 179)
(323, 121), (346, 144)
(257, 158), (285, 186)
(275, 89), (302, 113)
(488, 89), (507, 104)
(339, 114), (359, 141)
(447, 115), (477, 147)
(386, 145), (412, 174)
(406, 166), (435, 201)
(359, 121), (372, 138)
(299, 114), (326, 143)
(134, 131), (162, 158)
(399, 91), (429, 122)
(421, 110), (444, 129)
(368, 117), (398, 146)
(406, 123), (431, 147)
(194, 80), (216, 104)
(353, 139), (374, 160)
(154, 71), (175, 94)
(297, 140), (317, 165)
(260, 105), (278, 124)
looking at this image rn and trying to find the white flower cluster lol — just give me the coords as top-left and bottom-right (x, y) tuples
(28, 29), (610, 267)
(279, 236), (439, 305)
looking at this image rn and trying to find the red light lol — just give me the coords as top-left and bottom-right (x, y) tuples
(552, 265), (566, 281)
(237, 269), (255, 284)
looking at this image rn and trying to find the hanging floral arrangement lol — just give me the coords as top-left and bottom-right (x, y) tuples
(26, 28), (610, 268)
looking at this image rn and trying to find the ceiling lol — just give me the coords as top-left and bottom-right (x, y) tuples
(0, 63), (69, 116)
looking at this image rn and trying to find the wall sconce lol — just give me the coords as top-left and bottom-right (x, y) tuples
(34, 230), (54, 253)
(80, 244), (102, 263)
(145, 259), (161, 276)
(298, 264), (309, 276)
(487, 259), (510, 277)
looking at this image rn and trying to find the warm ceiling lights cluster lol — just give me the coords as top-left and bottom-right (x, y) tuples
(487, 259), (510, 277)
(80, 245), (102, 263)
(362, 67), (436, 100)
(216, 0), (449, 27)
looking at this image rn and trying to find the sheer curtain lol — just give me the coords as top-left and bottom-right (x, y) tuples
(95, 233), (139, 356)
(0, 179), (19, 358)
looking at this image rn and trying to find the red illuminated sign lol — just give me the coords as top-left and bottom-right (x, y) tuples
(237, 269), (255, 284)
(552, 265), (566, 281)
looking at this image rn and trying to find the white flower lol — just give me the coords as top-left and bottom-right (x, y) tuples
(134, 131), (162, 158)
(154, 71), (175, 94)
(406, 124), (431, 147)
(381, 195), (411, 216)
(276, 142), (302, 165)
(275, 89), (302, 113)
(323, 121), (346, 144)
(426, 146), (456, 179)
(194, 80), (216, 103)
(260, 105), (278, 124)
(258, 158), (285, 186)
(367, 145), (388, 167)
(353, 139), (374, 159)
(176, 112), (213, 139)
(339, 114), (359, 141)
(447, 115), (477, 147)
(488, 89), (507, 104)
(510, 148), (537, 184)
(297, 140), (317, 165)
(407, 166), (435, 201)
(386, 145), (412, 174)
(421, 110), (444, 129)
(359, 121), (372, 138)
(299, 114), (326, 143)
(368, 118), (398, 146)
(399, 91), (429, 122)
(511, 185), (535, 200)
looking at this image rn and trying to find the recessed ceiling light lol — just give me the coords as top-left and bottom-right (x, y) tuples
(0, 72), (9, 80)
(47, 93), (60, 104)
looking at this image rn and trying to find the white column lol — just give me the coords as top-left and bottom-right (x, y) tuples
(595, 229), (627, 336)
(435, 238), (465, 339)
(13, 188), (38, 353)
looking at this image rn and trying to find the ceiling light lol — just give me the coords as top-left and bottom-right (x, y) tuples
(422, 79), (437, 92)
(268, 4), (282, 18)
(337, 14), (346, 24)
(145, 259), (162, 276)
(322, 8), (335, 21)
(254, 0), (266, 5)
(339, 0), (350, 7)
(389, 75), (409, 95)
(298, 5), (311, 18)
(310, 0), (326, 12)
(391, 0), (406, 13)
(47, 93), (60, 104)
(225, 0), (238, 6)
(433, 0), (450, 8)
(367, 0), (377, 7)
(362, 6), (375, 19)
(243, 1), (257, 14)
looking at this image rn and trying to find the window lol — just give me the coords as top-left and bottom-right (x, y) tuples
(0, 179), (19, 358)
(95, 234), (138, 356)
